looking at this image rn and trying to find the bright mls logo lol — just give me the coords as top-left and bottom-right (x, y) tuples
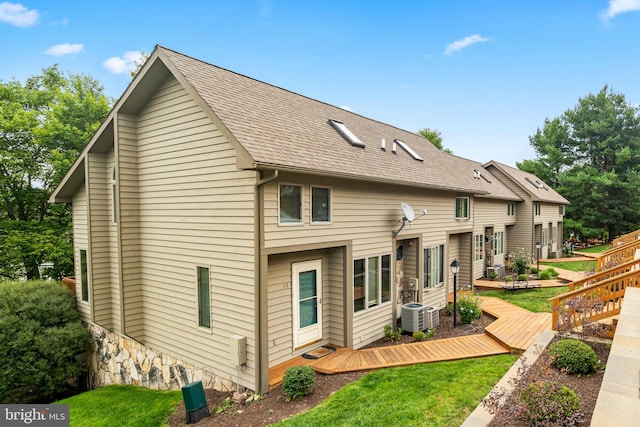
(1, 405), (69, 426)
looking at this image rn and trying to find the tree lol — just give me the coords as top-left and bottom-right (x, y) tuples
(419, 128), (452, 154)
(0, 281), (91, 403)
(520, 86), (640, 241)
(0, 66), (111, 279)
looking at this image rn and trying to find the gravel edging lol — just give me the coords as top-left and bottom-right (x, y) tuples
(461, 329), (557, 427)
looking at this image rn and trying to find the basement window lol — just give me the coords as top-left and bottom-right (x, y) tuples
(394, 139), (423, 161)
(328, 119), (365, 148)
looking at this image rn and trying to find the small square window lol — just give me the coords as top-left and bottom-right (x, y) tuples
(279, 184), (302, 224)
(311, 187), (331, 223)
(455, 197), (469, 219)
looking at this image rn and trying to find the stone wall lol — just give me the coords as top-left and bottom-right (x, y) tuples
(87, 323), (235, 392)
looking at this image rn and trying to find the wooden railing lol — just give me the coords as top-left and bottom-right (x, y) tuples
(612, 229), (640, 247)
(569, 257), (640, 291)
(597, 239), (640, 271)
(551, 269), (640, 332)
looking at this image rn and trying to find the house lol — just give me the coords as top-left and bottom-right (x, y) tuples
(50, 46), (565, 393)
(484, 161), (569, 260)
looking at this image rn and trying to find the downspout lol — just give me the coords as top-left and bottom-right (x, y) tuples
(255, 169), (278, 393)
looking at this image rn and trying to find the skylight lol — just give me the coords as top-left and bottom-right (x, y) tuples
(328, 119), (365, 148)
(394, 139), (423, 161)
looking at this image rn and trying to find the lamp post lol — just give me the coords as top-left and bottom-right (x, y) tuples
(535, 241), (541, 278)
(450, 259), (460, 328)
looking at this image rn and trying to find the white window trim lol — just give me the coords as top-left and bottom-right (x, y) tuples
(455, 197), (470, 219)
(353, 254), (392, 314)
(423, 244), (445, 290)
(494, 231), (504, 255)
(475, 234), (484, 261)
(278, 183), (303, 226)
(196, 265), (213, 332)
(310, 185), (332, 225)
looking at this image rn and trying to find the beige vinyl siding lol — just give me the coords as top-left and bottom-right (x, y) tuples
(87, 151), (120, 331)
(118, 113), (143, 338)
(72, 184), (91, 322)
(267, 249), (344, 367)
(486, 166), (533, 255)
(473, 198), (509, 279)
(125, 76), (258, 390)
(536, 203), (564, 258)
(263, 175), (470, 348)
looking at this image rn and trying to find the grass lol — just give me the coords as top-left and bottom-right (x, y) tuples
(275, 354), (518, 427)
(576, 244), (610, 253)
(479, 286), (569, 312)
(540, 260), (596, 272)
(56, 384), (182, 427)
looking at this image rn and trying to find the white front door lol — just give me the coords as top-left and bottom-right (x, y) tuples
(292, 260), (323, 349)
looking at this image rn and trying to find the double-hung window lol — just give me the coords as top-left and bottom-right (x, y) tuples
(455, 197), (469, 219)
(423, 245), (444, 289)
(475, 235), (484, 261)
(279, 184), (302, 224)
(197, 266), (211, 329)
(354, 254), (391, 312)
(311, 187), (331, 223)
(494, 231), (504, 255)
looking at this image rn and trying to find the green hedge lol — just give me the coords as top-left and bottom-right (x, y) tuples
(0, 280), (90, 403)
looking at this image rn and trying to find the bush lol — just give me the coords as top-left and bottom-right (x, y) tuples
(282, 365), (316, 399)
(457, 294), (482, 324)
(518, 273), (528, 282)
(549, 339), (597, 375)
(412, 331), (426, 342)
(539, 269), (553, 280)
(508, 247), (532, 275)
(0, 281), (91, 403)
(383, 324), (403, 341)
(504, 275), (513, 283)
(443, 303), (454, 316)
(519, 381), (580, 425)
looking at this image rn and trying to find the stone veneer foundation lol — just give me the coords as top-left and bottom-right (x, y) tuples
(88, 323), (235, 392)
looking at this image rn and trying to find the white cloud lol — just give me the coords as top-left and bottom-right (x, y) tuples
(339, 105), (353, 112)
(45, 43), (83, 57)
(0, 2), (39, 27)
(601, 0), (640, 20)
(444, 34), (491, 56)
(103, 51), (145, 75)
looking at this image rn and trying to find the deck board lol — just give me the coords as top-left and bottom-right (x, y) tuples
(269, 295), (554, 388)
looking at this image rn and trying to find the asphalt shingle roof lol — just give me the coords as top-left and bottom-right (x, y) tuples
(161, 47), (522, 200)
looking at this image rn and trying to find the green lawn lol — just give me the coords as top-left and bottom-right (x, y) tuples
(56, 384), (182, 427)
(576, 243), (610, 254)
(275, 354), (518, 427)
(540, 260), (596, 272)
(480, 286), (569, 312)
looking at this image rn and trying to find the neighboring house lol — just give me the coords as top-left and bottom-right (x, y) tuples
(50, 46), (564, 394)
(484, 161), (569, 260)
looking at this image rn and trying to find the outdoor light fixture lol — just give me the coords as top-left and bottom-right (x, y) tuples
(535, 241), (541, 278)
(450, 259), (460, 327)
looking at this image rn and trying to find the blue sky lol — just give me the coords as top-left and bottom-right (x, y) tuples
(1, 1), (640, 167)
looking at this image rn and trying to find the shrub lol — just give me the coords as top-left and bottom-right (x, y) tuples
(489, 271), (497, 280)
(549, 339), (597, 375)
(519, 381), (580, 425)
(443, 303), (454, 316)
(518, 273), (528, 282)
(457, 294), (482, 324)
(282, 365), (316, 399)
(383, 324), (403, 341)
(539, 269), (553, 280)
(508, 247), (532, 275)
(504, 275), (513, 283)
(412, 331), (426, 342)
(0, 280), (91, 403)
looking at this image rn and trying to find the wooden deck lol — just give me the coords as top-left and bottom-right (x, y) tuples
(269, 295), (552, 389)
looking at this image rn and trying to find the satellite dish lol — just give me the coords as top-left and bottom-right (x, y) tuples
(401, 203), (415, 222)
